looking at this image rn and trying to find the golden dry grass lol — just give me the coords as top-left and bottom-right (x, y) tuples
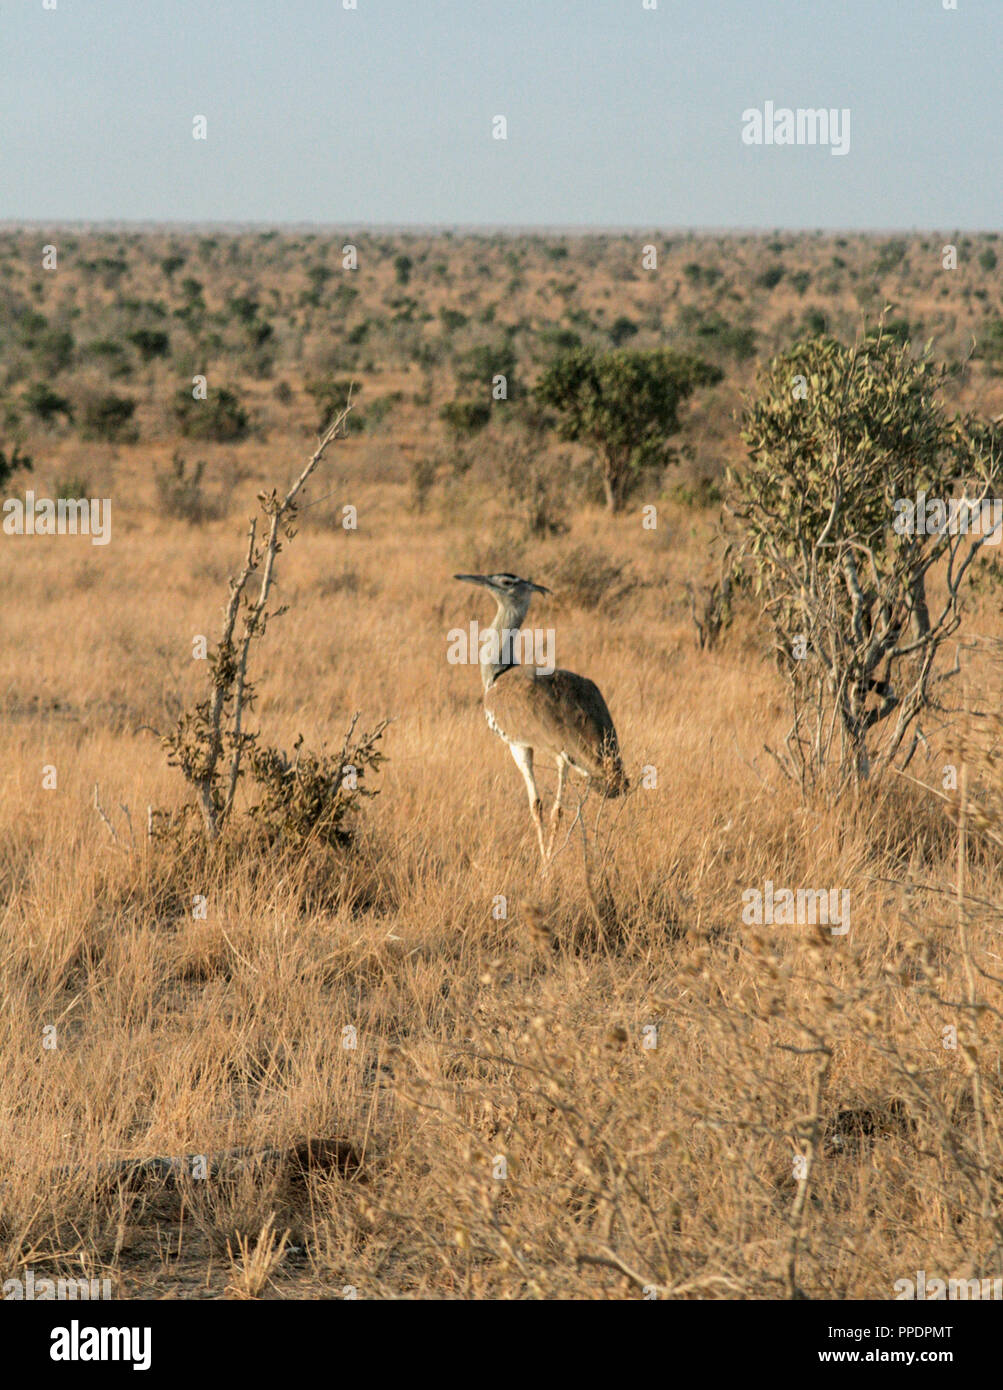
(2, 229), (1003, 1300)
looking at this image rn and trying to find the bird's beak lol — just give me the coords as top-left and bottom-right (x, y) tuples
(453, 573), (489, 586)
(531, 582), (552, 595)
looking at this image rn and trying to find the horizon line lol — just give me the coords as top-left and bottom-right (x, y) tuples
(1, 221), (997, 238)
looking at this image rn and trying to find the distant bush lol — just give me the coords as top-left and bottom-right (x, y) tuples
(439, 399), (491, 437)
(304, 377), (364, 433)
(456, 341), (517, 395)
(552, 545), (637, 610)
(364, 394), (401, 430)
(671, 476), (723, 509)
(31, 326), (75, 374)
(173, 385), (249, 442)
(17, 309), (49, 347)
(81, 391), (138, 442)
(756, 265), (785, 290)
(333, 283), (359, 312)
(155, 452), (217, 523)
(499, 440), (570, 538)
(539, 327), (582, 356)
(789, 270), (812, 295)
(979, 248), (998, 273)
(609, 316), (639, 346)
(54, 475), (90, 502)
(408, 456), (438, 512)
(128, 328), (170, 361)
(180, 277), (205, 305)
(82, 338), (133, 379)
(680, 310), (757, 362)
(978, 317), (1003, 371)
(683, 263), (722, 288)
(874, 239), (908, 274)
(0, 442), (32, 490)
(305, 265), (334, 306)
(883, 318), (913, 346)
(439, 308), (468, 333)
(229, 296), (260, 324)
(23, 381), (74, 424)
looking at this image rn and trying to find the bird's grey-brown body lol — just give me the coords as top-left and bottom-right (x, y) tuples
(454, 572), (627, 862)
(484, 667), (627, 794)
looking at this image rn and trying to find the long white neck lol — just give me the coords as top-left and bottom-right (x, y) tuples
(480, 592), (531, 692)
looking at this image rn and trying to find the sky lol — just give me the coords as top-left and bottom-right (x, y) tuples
(0, 0), (999, 229)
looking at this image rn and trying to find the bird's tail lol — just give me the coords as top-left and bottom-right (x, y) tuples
(566, 726), (628, 798)
(598, 757), (629, 799)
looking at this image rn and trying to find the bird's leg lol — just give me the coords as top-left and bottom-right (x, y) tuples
(544, 756), (568, 866)
(531, 798), (547, 863)
(509, 744), (548, 863)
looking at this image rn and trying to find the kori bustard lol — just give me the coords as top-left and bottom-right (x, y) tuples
(454, 572), (627, 864)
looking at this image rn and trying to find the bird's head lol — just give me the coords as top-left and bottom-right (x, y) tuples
(453, 572), (551, 618)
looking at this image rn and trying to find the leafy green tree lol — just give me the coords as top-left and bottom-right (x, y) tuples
(728, 328), (1001, 788)
(534, 347), (722, 511)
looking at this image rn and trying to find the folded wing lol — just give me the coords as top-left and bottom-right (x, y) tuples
(485, 667), (628, 796)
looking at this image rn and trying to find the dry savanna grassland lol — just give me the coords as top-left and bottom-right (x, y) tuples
(2, 227), (1003, 1299)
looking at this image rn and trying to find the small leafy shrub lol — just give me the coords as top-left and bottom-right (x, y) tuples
(246, 724), (388, 852)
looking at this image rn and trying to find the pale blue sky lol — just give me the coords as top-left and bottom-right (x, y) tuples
(1, 0), (999, 228)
